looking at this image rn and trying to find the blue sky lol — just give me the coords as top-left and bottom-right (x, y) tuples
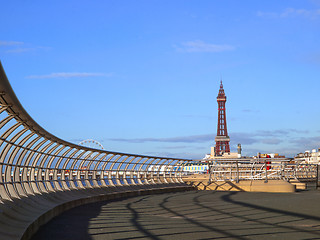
(1, 0), (319, 159)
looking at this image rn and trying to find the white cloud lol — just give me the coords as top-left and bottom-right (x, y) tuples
(0, 41), (24, 46)
(5, 46), (51, 53)
(26, 72), (112, 79)
(143, 151), (202, 159)
(0, 41), (51, 54)
(280, 8), (316, 17)
(110, 129), (308, 146)
(176, 40), (235, 53)
(6, 48), (36, 53)
(290, 136), (320, 148)
(110, 134), (215, 143)
(261, 138), (283, 145)
(257, 8), (320, 19)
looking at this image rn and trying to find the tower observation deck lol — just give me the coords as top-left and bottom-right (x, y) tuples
(215, 81), (230, 156)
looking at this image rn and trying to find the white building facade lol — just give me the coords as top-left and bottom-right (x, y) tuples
(295, 148), (320, 164)
(183, 162), (208, 173)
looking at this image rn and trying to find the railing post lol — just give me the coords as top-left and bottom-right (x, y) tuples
(208, 161), (212, 184)
(236, 160), (239, 183)
(264, 159), (268, 183)
(317, 164), (319, 189)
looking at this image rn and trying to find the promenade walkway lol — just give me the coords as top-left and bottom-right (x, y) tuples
(33, 190), (320, 240)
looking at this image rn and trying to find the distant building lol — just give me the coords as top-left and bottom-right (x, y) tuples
(255, 153), (286, 159)
(184, 162), (208, 173)
(211, 151), (239, 159)
(295, 149), (320, 164)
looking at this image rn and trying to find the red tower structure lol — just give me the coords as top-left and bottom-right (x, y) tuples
(215, 81), (230, 156)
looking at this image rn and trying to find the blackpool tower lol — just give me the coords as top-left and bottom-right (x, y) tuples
(214, 81), (230, 156)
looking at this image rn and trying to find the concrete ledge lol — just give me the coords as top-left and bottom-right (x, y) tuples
(185, 179), (296, 193)
(289, 179), (307, 190)
(20, 184), (194, 240)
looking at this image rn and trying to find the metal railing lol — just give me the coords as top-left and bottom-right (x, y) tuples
(207, 158), (319, 183)
(0, 62), (193, 239)
(0, 62), (192, 202)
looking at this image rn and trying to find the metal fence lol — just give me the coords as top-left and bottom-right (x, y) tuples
(207, 158), (319, 183)
(0, 62), (191, 203)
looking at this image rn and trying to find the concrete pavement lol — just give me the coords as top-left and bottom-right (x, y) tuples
(32, 190), (320, 239)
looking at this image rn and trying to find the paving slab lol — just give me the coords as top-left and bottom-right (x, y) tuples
(32, 190), (320, 240)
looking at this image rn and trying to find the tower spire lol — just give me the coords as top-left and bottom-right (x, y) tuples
(215, 80), (230, 156)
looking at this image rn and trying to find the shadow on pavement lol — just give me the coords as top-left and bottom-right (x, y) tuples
(32, 190), (320, 239)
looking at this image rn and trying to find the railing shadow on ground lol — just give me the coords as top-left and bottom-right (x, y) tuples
(188, 180), (246, 192)
(32, 190), (320, 240)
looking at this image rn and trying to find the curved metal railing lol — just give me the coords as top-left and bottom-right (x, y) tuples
(0, 62), (192, 239)
(204, 158), (318, 183)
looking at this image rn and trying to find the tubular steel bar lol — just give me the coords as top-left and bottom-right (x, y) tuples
(0, 62), (193, 240)
(207, 158), (318, 182)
